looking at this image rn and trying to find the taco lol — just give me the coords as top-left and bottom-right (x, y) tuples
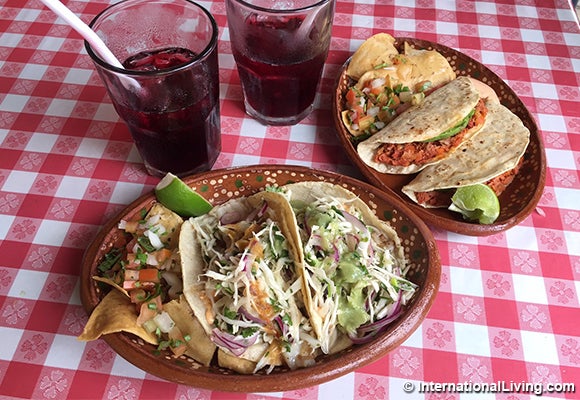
(357, 76), (488, 174)
(280, 182), (417, 354)
(180, 191), (319, 374)
(343, 42), (457, 138)
(401, 101), (530, 215)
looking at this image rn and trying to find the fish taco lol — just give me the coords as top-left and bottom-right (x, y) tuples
(179, 191), (319, 373)
(280, 182), (417, 354)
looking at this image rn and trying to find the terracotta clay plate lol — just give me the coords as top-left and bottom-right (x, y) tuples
(80, 164), (440, 392)
(333, 37), (546, 236)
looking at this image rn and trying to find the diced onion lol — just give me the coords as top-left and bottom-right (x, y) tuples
(367, 106), (380, 117)
(142, 319), (157, 333)
(399, 91), (413, 103)
(146, 254), (159, 266)
(371, 78), (385, 88)
(144, 230), (164, 250)
(153, 311), (175, 333)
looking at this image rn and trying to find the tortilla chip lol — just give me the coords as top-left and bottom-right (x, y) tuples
(92, 276), (128, 297)
(355, 47), (456, 93)
(163, 297), (216, 366)
(217, 349), (256, 374)
(346, 33), (399, 80)
(147, 203), (183, 249)
(78, 290), (157, 345)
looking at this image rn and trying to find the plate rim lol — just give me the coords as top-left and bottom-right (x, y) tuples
(332, 36), (547, 236)
(80, 164), (441, 392)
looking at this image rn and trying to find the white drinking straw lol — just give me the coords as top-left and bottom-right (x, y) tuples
(39, 0), (139, 89)
(39, 0), (124, 68)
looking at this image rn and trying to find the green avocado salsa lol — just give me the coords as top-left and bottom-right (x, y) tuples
(422, 108), (475, 142)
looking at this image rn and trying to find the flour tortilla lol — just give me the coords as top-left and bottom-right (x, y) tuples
(401, 101), (530, 206)
(357, 76), (483, 174)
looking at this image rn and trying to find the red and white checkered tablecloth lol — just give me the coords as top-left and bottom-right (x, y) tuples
(1, 0), (579, 399)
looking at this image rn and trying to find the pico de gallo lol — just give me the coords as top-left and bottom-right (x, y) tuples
(344, 74), (433, 142)
(96, 203), (189, 356)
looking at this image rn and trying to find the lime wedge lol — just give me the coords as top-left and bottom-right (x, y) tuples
(448, 184), (500, 225)
(155, 173), (212, 217)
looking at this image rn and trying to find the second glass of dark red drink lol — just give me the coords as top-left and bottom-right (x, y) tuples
(85, 0), (221, 177)
(225, 0), (335, 126)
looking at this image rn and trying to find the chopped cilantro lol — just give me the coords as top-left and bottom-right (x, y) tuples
(97, 248), (122, 273)
(138, 235), (156, 252)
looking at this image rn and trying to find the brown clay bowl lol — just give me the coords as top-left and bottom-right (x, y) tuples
(332, 37), (546, 236)
(80, 164), (441, 392)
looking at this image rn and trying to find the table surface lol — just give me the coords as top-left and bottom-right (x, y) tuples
(1, 0), (580, 399)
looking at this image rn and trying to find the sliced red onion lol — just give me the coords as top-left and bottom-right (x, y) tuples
(211, 328), (258, 357)
(256, 200), (269, 219)
(332, 243), (340, 262)
(220, 211), (242, 225)
(274, 315), (289, 339)
(357, 295), (403, 335)
(342, 210), (368, 235)
(239, 306), (263, 324)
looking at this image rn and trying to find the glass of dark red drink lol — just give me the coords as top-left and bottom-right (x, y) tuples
(85, 0), (221, 177)
(225, 0), (335, 125)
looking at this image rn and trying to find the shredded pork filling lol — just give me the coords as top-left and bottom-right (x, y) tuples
(374, 99), (487, 167)
(415, 157), (525, 207)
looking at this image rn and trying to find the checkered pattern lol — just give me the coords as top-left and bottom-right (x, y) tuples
(1, 0), (579, 398)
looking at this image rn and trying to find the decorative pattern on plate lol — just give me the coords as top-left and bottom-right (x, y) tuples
(332, 37), (546, 236)
(80, 165), (440, 392)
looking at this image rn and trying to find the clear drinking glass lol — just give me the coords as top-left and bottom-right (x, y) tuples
(225, 0), (335, 126)
(85, 0), (221, 177)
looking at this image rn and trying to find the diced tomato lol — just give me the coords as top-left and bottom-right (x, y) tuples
(154, 248), (173, 263)
(345, 88), (358, 107)
(370, 85), (383, 95)
(136, 296), (163, 326)
(139, 268), (160, 283)
(123, 220), (139, 233)
(124, 269), (139, 281)
(123, 279), (156, 290)
(167, 326), (188, 357)
(387, 94), (401, 109)
(124, 253), (141, 269)
(130, 288), (148, 304)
